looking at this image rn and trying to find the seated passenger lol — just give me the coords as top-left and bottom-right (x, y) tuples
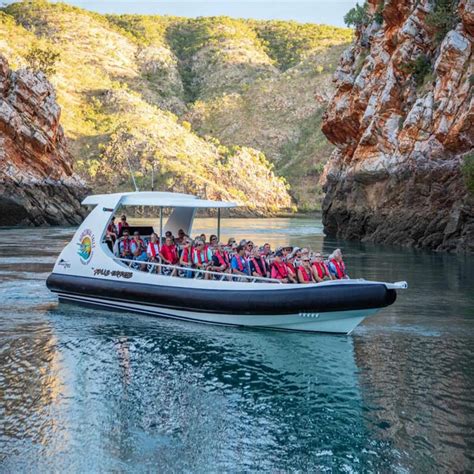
(249, 248), (269, 278)
(312, 253), (332, 282)
(160, 236), (179, 276)
(118, 215), (130, 235)
(261, 242), (272, 262)
(131, 231), (148, 270)
(270, 251), (289, 283)
(285, 254), (298, 284)
(209, 235), (218, 249)
(245, 241), (254, 258)
(106, 216), (118, 252)
(175, 228), (186, 245)
(212, 242), (231, 277)
(328, 248), (349, 280)
(147, 233), (160, 273)
(298, 257), (314, 284)
(231, 245), (248, 277)
(226, 237), (236, 250)
(179, 239), (194, 278)
(193, 240), (211, 279)
(164, 231), (174, 244)
(115, 229), (132, 260)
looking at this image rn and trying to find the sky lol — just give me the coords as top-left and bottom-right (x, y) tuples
(43, 1), (359, 27)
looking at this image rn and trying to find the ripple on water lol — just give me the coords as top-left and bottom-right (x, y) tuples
(0, 222), (473, 472)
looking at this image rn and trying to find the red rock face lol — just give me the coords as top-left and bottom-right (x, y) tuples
(321, 0), (474, 252)
(0, 54), (86, 226)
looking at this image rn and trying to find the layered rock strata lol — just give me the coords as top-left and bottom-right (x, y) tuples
(322, 0), (474, 252)
(0, 54), (86, 226)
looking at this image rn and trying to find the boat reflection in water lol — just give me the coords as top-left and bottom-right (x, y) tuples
(1, 303), (393, 472)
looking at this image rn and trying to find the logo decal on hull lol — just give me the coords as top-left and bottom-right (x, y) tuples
(77, 229), (95, 265)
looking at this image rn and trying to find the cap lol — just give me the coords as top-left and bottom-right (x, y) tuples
(275, 250), (283, 257)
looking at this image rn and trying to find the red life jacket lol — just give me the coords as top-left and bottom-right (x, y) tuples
(214, 251), (229, 268)
(121, 237), (131, 254)
(107, 223), (117, 234)
(181, 247), (190, 263)
(161, 244), (178, 264)
(286, 261), (296, 275)
(133, 238), (145, 253)
(272, 261), (288, 279)
(299, 266), (311, 282)
(233, 255), (245, 272)
(330, 258), (346, 279)
(148, 242), (159, 258)
(313, 261), (330, 279)
(194, 248), (209, 265)
(251, 257), (266, 276)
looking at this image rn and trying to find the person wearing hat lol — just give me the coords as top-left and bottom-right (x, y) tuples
(298, 256), (315, 284)
(270, 250), (289, 282)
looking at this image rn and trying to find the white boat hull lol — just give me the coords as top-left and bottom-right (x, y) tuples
(57, 293), (379, 334)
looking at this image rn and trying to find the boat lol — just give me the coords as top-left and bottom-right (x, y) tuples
(46, 192), (407, 334)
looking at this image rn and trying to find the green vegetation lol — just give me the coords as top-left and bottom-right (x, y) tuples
(25, 41), (60, 76)
(0, 0), (353, 212)
(252, 21), (352, 70)
(400, 55), (432, 87)
(426, 0), (460, 44)
(344, 2), (370, 28)
(462, 154), (474, 194)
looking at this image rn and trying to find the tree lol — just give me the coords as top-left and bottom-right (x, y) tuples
(344, 2), (370, 28)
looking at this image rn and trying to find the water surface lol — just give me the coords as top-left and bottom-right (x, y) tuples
(0, 218), (473, 472)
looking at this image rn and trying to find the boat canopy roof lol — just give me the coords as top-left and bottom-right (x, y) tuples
(82, 192), (238, 209)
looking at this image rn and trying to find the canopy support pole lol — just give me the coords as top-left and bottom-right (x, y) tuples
(159, 207), (163, 244)
(217, 208), (221, 241)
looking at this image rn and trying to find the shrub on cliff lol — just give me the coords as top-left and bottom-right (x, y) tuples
(462, 154), (474, 194)
(25, 42), (60, 76)
(400, 55), (432, 87)
(426, 0), (460, 44)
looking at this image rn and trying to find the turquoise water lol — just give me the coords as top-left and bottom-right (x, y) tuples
(0, 218), (473, 472)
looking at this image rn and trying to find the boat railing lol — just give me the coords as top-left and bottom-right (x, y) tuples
(113, 257), (283, 284)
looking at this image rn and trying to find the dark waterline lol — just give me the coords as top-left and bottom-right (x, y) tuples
(0, 218), (473, 472)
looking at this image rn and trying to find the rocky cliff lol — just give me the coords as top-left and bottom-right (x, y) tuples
(0, 54), (86, 226)
(322, 0), (474, 252)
